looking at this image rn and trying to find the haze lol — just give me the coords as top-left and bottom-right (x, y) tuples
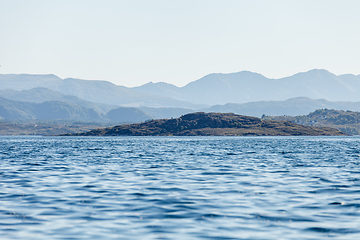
(1, 0), (360, 87)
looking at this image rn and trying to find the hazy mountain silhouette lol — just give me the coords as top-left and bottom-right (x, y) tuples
(105, 107), (153, 123)
(138, 107), (194, 120)
(0, 97), (159, 123)
(132, 82), (183, 100)
(139, 98), (360, 119)
(0, 88), (115, 114)
(0, 97), (35, 120)
(132, 69), (360, 105)
(33, 101), (103, 121)
(205, 97), (360, 117)
(2, 69), (360, 111)
(0, 74), (204, 109)
(0, 97), (103, 121)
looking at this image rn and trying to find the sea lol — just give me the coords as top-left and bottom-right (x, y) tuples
(1, 136), (360, 240)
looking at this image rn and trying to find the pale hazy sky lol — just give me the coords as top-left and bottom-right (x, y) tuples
(1, 0), (359, 87)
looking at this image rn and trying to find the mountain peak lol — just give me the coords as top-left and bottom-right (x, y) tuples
(290, 69), (336, 78)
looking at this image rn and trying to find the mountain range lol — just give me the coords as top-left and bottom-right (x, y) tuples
(1, 69), (360, 125)
(0, 97), (104, 121)
(0, 97), (157, 123)
(1, 69), (360, 108)
(0, 74), (202, 109)
(206, 97), (360, 118)
(132, 69), (360, 105)
(0, 87), (114, 114)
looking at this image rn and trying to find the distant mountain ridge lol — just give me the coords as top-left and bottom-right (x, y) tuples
(1, 69), (360, 107)
(132, 69), (360, 105)
(0, 97), (153, 123)
(0, 87), (115, 114)
(205, 97), (360, 118)
(0, 97), (103, 121)
(0, 74), (203, 109)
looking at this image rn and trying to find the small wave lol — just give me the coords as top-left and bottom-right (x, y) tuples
(306, 227), (360, 234)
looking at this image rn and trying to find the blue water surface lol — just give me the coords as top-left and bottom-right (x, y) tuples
(1, 136), (360, 239)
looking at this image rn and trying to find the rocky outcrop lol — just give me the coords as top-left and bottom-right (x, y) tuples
(64, 112), (347, 136)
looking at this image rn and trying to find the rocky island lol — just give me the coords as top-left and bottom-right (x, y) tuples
(63, 112), (347, 136)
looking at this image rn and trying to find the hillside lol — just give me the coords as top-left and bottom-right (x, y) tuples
(0, 97), (104, 121)
(105, 107), (153, 123)
(263, 109), (360, 135)
(65, 112), (346, 136)
(0, 87), (115, 114)
(0, 98), (155, 124)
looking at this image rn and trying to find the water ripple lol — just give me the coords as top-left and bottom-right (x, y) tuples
(1, 136), (360, 239)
